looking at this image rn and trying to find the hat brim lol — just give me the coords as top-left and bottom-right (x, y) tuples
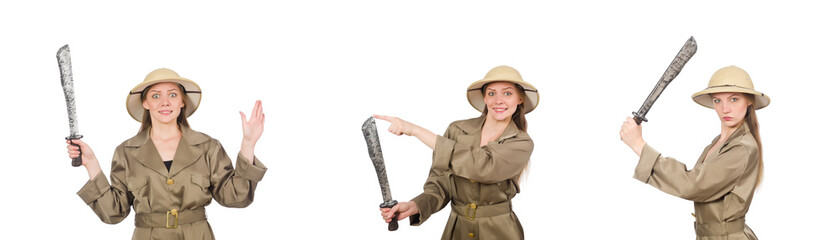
(467, 79), (539, 114)
(691, 86), (770, 110)
(126, 78), (202, 122)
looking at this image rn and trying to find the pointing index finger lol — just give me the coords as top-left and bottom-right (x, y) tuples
(373, 114), (393, 122)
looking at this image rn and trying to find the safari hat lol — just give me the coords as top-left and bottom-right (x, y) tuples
(691, 65), (769, 109)
(126, 68), (202, 122)
(467, 65), (539, 114)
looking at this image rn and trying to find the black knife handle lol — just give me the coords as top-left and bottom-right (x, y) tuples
(388, 211), (399, 231)
(66, 136), (83, 167)
(380, 200), (399, 231)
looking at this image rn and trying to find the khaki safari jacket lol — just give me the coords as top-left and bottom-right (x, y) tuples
(634, 122), (759, 240)
(77, 125), (267, 240)
(409, 117), (533, 240)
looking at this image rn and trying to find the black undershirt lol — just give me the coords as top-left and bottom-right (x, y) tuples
(164, 160), (173, 171)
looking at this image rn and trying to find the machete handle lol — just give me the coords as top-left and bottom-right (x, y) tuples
(631, 112), (647, 125)
(66, 136), (83, 167)
(389, 212), (399, 231)
(380, 200), (399, 231)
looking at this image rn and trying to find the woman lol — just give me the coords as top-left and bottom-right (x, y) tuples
(377, 65), (538, 240)
(620, 65), (767, 240)
(66, 68), (267, 240)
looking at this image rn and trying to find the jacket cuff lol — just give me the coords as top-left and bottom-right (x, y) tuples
(236, 153), (267, 182)
(409, 194), (433, 226)
(633, 144), (660, 183)
(431, 135), (454, 171)
(77, 171), (109, 204)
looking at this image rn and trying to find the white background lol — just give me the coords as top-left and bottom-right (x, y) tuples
(1, 1), (834, 239)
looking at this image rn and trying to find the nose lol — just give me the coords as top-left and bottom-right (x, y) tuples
(721, 102), (731, 113)
(494, 95), (505, 104)
(161, 95), (171, 106)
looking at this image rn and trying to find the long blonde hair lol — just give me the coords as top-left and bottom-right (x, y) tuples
(480, 83), (530, 183)
(744, 94), (764, 188)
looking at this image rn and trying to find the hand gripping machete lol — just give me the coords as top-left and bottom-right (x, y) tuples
(362, 117), (399, 231)
(57, 44), (83, 167)
(632, 36), (698, 125)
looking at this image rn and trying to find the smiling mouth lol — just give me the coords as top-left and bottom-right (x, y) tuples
(493, 107), (508, 113)
(159, 110), (174, 115)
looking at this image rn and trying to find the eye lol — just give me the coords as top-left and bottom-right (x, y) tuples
(730, 97), (738, 102)
(487, 92), (495, 96)
(713, 99), (720, 103)
(152, 94), (160, 99)
(504, 92), (512, 96)
(169, 93), (177, 98)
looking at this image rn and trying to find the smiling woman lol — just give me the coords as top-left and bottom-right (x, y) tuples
(65, 68), (268, 240)
(376, 65), (539, 239)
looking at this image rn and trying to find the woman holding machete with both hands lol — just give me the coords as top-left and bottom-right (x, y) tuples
(620, 65), (767, 240)
(66, 68), (267, 240)
(377, 65), (537, 239)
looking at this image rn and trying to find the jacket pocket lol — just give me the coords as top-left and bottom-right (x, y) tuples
(185, 174), (212, 206)
(127, 176), (149, 194)
(127, 176), (150, 212)
(191, 174), (211, 193)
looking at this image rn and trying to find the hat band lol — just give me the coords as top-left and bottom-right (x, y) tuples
(705, 84), (754, 90)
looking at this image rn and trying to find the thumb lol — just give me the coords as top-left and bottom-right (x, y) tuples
(239, 111), (247, 124)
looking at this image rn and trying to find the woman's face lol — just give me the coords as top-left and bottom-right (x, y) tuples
(483, 81), (523, 122)
(142, 82), (185, 125)
(711, 92), (751, 128)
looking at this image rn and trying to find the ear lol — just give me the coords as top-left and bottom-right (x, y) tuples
(142, 100), (150, 110)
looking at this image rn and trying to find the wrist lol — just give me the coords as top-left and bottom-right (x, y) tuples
(632, 140), (646, 156)
(241, 141), (256, 153)
(86, 163), (101, 180)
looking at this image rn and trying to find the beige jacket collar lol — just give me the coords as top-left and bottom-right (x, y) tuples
(699, 122), (751, 162)
(125, 124), (210, 177)
(456, 116), (522, 143)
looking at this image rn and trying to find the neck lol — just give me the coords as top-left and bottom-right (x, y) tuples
(719, 121), (743, 142)
(150, 120), (181, 140)
(483, 116), (511, 134)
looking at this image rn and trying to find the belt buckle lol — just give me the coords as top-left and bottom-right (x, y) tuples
(465, 203), (477, 220)
(166, 209), (179, 229)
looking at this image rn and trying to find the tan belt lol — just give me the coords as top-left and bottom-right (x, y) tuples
(694, 218), (745, 236)
(451, 202), (511, 220)
(135, 207), (207, 229)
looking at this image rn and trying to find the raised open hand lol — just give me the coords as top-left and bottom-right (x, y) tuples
(240, 100), (265, 145)
(239, 100), (264, 163)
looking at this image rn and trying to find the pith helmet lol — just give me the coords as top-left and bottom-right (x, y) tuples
(467, 65), (539, 114)
(126, 68), (202, 122)
(692, 65), (769, 109)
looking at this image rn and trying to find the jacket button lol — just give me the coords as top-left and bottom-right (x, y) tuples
(468, 233), (475, 237)
(469, 179), (475, 183)
(167, 178), (174, 185)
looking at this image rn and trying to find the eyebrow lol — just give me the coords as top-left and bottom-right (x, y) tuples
(712, 93), (742, 99)
(147, 88), (179, 93)
(485, 87), (515, 91)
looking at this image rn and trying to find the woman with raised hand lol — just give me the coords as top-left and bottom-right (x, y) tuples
(67, 68), (267, 239)
(620, 65), (767, 240)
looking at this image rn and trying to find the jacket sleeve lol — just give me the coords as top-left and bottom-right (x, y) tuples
(409, 164), (453, 226)
(633, 143), (751, 202)
(76, 148), (132, 224)
(408, 126), (457, 226)
(207, 140), (268, 208)
(432, 124), (533, 183)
